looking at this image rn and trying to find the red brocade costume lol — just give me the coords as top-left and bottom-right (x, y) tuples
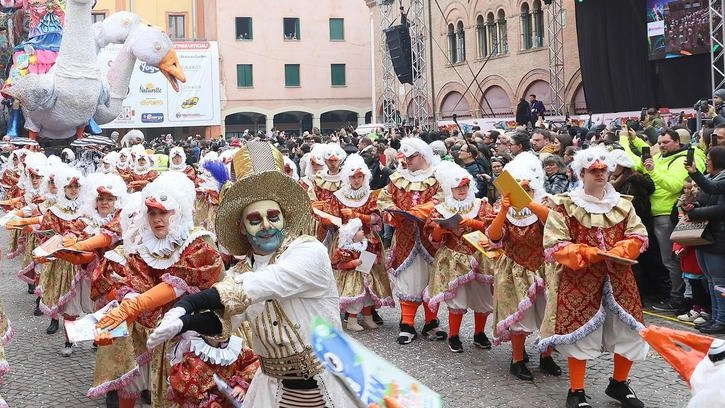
(126, 170), (159, 192)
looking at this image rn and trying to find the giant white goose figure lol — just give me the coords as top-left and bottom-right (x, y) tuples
(5, 0), (184, 140)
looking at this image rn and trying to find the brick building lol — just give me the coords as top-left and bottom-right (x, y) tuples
(366, 0), (587, 122)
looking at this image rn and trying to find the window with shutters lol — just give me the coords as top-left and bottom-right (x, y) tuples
(329, 18), (344, 41)
(168, 14), (186, 40)
(331, 64), (346, 86)
(236, 64), (253, 87)
(283, 18), (300, 40)
(236, 17), (253, 40)
(285, 64), (300, 87)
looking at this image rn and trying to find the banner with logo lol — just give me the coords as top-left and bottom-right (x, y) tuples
(97, 41), (221, 128)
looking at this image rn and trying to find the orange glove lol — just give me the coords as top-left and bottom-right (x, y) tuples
(94, 331), (114, 346)
(96, 282), (178, 330)
(31, 195), (45, 204)
(487, 194), (511, 242)
(606, 238), (642, 260)
(56, 250), (95, 265)
(458, 218), (486, 232)
(6, 216), (41, 229)
(527, 201), (550, 223)
(311, 201), (326, 210)
(71, 233), (112, 252)
(106, 289), (118, 302)
(406, 202), (435, 220)
(384, 210), (402, 228)
(430, 224), (447, 242)
(552, 243), (603, 270)
(33, 256), (51, 264)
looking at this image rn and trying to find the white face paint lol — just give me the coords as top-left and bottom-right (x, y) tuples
(240, 200), (285, 255)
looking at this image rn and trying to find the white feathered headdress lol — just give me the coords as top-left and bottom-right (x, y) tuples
(138, 171), (196, 242)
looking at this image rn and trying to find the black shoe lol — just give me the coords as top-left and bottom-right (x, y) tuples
(472, 332), (492, 349)
(605, 378), (644, 408)
(46, 319), (59, 335)
(566, 389), (592, 408)
(510, 360), (534, 381)
(539, 355), (562, 376)
(652, 298), (684, 312)
(27, 283), (35, 294)
(343, 312), (349, 323)
(695, 318), (712, 328)
(33, 297), (42, 316)
(140, 390), (152, 405)
(674, 298), (693, 315)
(447, 335), (463, 353)
(523, 350), (530, 363)
(105, 391), (119, 408)
(699, 322), (725, 334)
(422, 319), (447, 340)
(372, 309), (384, 325)
(397, 323), (417, 345)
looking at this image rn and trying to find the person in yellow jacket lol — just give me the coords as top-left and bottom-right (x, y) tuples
(643, 129), (706, 314)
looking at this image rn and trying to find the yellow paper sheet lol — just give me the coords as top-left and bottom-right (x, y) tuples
(463, 231), (501, 259)
(493, 170), (532, 211)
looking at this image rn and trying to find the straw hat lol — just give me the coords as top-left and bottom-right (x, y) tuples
(215, 141), (312, 256)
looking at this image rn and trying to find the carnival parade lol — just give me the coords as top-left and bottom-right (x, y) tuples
(0, 0), (723, 407)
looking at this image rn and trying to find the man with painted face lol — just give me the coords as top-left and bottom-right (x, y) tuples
(146, 141), (354, 407)
(540, 146), (650, 408)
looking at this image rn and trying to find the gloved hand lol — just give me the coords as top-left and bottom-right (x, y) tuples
(62, 234), (78, 248)
(146, 306), (186, 349)
(311, 201), (326, 210)
(487, 194), (511, 241)
(341, 208), (372, 224)
(606, 238), (642, 260)
(552, 243), (603, 271)
(70, 233), (112, 252)
(458, 218), (486, 231)
(430, 224), (447, 242)
(96, 283), (178, 330)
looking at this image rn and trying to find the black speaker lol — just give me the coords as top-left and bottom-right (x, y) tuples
(384, 23), (413, 85)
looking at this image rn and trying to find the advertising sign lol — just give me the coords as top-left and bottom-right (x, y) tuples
(97, 41), (221, 128)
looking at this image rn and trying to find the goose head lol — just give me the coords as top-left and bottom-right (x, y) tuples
(127, 25), (186, 92)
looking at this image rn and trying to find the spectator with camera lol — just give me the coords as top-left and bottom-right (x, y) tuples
(684, 145), (725, 334)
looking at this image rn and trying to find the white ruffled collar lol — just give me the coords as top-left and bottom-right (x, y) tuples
(340, 239), (368, 252)
(435, 196), (481, 219)
(170, 333), (244, 366)
(398, 166), (435, 183)
(50, 195), (83, 221)
(135, 228), (211, 269)
(117, 162), (128, 170)
(321, 170), (342, 183)
(140, 228), (188, 257)
(82, 210), (116, 231)
(569, 184), (621, 214)
(169, 163), (186, 172)
(134, 165), (152, 175)
(333, 186), (371, 208)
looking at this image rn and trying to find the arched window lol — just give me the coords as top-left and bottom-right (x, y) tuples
(456, 21), (466, 62)
(497, 9), (508, 54)
(476, 15), (487, 57)
(448, 23), (457, 63)
(533, 0), (544, 48)
(520, 3), (532, 50)
(486, 12), (498, 55)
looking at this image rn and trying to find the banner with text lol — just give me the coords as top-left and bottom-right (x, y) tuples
(97, 41), (221, 129)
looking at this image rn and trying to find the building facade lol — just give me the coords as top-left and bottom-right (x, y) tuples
(203, 0), (373, 137)
(367, 0), (587, 123)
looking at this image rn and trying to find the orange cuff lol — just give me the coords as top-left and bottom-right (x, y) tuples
(552, 244), (602, 271)
(607, 238), (643, 260)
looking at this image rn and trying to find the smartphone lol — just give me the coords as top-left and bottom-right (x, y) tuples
(641, 146), (651, 161)
(686, 147), (695, 166)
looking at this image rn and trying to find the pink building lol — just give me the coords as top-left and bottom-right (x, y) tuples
(205, 0), (373, 137)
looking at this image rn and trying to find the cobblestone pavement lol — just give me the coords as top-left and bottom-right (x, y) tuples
(0, 230), (722, 407)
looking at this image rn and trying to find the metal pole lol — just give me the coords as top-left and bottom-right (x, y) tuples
(371, 11), (377, 123)
(410, 0), (430, 128)
(546, 0), (566, 116)
(379, 0), (399, 128)
(191, 0), (198, 40)
(710, 0), (725, 94)
(427, 0), (436, 125)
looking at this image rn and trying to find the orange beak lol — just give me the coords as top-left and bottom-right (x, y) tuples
(589, 160), (608, 170)
(158, 49), (186, 92)
(144, 197), (167, 211)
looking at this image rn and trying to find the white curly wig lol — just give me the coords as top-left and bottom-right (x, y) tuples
(138, 171), (196, 242)
(504, 151), (545, 200)
(400, 137), (437, 167)
(323, 143), (347, 162)
(169, 146), (187, 171)
(81, 172), (128, 217)
(119, 192), (144, 252)
(571, 146), (616, 177)
(435, 161), (477, 199)
(338, 218), (363, 248)
(340, 154), (371, 188)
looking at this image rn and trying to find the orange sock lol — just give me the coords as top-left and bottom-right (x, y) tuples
(473, 312), (488, 333)
(541, 347), (553, 357)
(568, 357), (587, 391)
(448, 312), (463, 337)
(348, 313), (357, 318)
(511, 333), (526, 362)
(613, 353), (633, 382)
(119, 397), (136, 408)
(400, 300), (419, 326)
(422, 301), (438, 323)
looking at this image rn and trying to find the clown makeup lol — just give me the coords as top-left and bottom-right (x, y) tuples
(64, 183), (81, 200)
(96, 192), (118, 217)
(349, 172), (365, 190)
(451, 182), (470, 201)
(240, 200), (285, 255)
(148, 207), (174, 239)
(30, 173), (43, 189)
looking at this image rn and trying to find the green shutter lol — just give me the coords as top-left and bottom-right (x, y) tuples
(331, 64), (345, 86)
(329, 18), (344, 40)
(285, 64), (300, 86)
(237, 64), (253, 87)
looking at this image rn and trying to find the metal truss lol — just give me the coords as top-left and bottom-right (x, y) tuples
(409, 0), (430, 128)
(378, 0), (400, 127)
(546, 0), (566, 116)
(711, 0), (725, 93)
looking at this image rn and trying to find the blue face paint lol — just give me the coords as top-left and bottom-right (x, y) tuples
(247, 228), (284, 254)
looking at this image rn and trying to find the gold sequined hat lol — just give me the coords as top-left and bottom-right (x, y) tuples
(216, 141), (312, 255)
